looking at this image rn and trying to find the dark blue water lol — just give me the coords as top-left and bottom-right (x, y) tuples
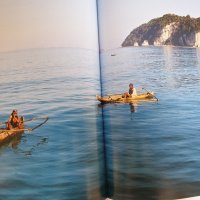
(0, 48), (104, 200)
(1, 46), (200, 200)
(100, 46), (200, 200)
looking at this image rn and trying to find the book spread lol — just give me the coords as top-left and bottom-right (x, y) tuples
(0, 0), (200, 200)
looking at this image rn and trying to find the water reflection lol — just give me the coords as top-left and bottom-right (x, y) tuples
(129, 102), (137, 120)
(100, 46), (200, 199)
(105, 114), (200, 200)
(98, 102), (138, 120)
(163, 46), (173, 71)
(162, 47), (200, 89)
(0, 48), (102, 200)
(0, 133), (48, 156)
(0, 134), (22, 152)
(195, 47), (200, 68)
(16, 136), (49, 156)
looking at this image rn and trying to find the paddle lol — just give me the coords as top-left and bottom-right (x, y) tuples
(30, 117), (49, 131)
(23, 116), (49, 123)
(1, 128), (32, 133)
(0, 116), (49, 127)
(142, 87), (159, 101)
(0, 116), (49, 133)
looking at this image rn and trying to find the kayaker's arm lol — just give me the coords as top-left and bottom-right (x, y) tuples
(6, 116), (12, 129)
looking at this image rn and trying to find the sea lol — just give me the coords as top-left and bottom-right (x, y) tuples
(0, 48), (103, 200)
(0, 46), (199, 200)
(101, 46), (200, 200)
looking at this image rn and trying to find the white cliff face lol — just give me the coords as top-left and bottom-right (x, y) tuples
(142, 40), (149, 46)
(154, 22), (179, 45)
(195, 32), (200, 47)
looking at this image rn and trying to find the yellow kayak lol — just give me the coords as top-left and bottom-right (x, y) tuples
(0, 116), (49, 146)
(96, 92), (157, 103)
(0, 117), (24, 145)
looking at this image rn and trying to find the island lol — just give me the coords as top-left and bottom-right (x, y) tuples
(122, 14), (200, 47)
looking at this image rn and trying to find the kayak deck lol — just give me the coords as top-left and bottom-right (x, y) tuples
(96, 92), (156, 103)
(0, 117), (24, 145)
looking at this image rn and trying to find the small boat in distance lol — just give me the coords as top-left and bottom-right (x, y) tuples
(96, 92), (157, 103)
(111, 54), (116, 56)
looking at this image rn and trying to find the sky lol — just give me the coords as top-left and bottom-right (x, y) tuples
(98, 0), (200, 50)
(0, 0), (98, 52)
(0, 0), (200, 52)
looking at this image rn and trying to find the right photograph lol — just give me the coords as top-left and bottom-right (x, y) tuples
(97, 0), (200, 199)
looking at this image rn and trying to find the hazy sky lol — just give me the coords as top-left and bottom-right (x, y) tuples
(98, 0), (200, 50)
(0, 0), (98, 52)
(1, 0), (200, 52)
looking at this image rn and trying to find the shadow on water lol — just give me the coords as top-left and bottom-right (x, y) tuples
(0, 133), (48, 156)
(15, 136), (49, 156)
(96, 97), (200, 200)
(0, 134), (23, 153)
(98, 103), (200, 200)
(97, 102), (145, 199)
(129, 102), (137, 120)
(111, 175), (200, 200)
(98, 102), (138, 120)
(97, 103), (114, 199)
(0, 117), (49, 155)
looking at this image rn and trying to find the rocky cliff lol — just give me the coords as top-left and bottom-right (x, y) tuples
(122, 14), (200, 47)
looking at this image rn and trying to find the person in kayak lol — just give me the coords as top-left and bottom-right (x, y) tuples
(6, 110), (22, 130)
(123, 83), (137, 98)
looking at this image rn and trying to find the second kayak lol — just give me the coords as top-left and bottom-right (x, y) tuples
(96, 92), (156, 103)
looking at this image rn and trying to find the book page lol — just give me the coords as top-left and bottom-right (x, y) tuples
(0, 0), (104, 200)
(97, 0), (200, 199)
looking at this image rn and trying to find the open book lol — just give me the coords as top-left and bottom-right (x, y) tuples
(0, 0), (200, 200)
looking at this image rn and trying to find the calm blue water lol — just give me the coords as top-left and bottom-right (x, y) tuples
(0, 47), (200, 200)
(0, 48), (104, 200)
(100, 46), (200, 200)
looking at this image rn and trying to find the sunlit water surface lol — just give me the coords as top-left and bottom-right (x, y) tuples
(0, 47), (200, 200)
(100, 46), (200, 200)
(0, 48), (103, 200)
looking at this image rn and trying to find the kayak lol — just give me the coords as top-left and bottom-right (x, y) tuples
(0, 116), (24, 145)
(0, 116), (48, 146)
(96, 92), (156, 103)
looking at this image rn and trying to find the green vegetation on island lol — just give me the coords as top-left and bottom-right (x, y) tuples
(122, 14), (200, 47)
